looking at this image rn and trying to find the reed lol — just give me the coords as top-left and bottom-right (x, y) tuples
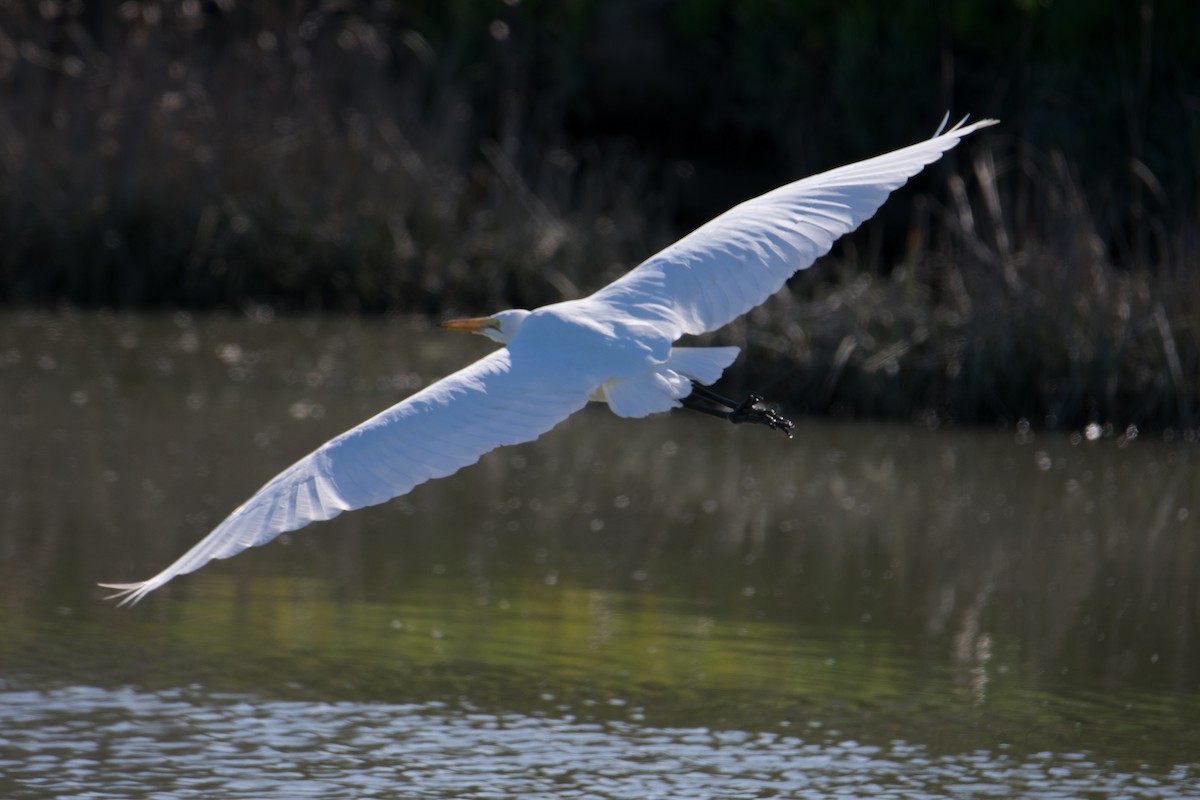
(1, 2), (1196, 430)
(733, 150), (1200, 431)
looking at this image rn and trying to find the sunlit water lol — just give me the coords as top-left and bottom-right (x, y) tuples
(4, 683), (1194, 800)
(2, 311), (1199, 799)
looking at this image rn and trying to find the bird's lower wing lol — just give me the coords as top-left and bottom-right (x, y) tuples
(101, 347), (594, 605)
(586, 116), (998, 338)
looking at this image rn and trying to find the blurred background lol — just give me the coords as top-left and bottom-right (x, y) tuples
(4, 4), (1200, 796)
(2, 0), (1198, 429)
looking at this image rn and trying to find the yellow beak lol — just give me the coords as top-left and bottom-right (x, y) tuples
(439, 316), (493, 333)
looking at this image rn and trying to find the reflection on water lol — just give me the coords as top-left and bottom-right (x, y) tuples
(1, 310), (1199, 798)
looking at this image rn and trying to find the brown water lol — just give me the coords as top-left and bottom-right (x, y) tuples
(1, 310), (1198, 798)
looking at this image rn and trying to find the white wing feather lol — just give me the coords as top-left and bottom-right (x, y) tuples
(588, 117), (999, 337)
(104, 116), (998, 606)
(101, 347), (593, 605)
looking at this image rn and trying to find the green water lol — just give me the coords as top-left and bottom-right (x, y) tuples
(1, 311), (1197, 798)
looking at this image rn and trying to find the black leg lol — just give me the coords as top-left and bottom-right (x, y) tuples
(679, 382), (795, 438)
(687, 383), (748, 408)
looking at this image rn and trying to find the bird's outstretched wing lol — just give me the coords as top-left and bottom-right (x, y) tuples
(101, 347), (594, 606)
(587, 117), (998, 338)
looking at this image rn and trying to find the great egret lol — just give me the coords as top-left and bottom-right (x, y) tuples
(102, 115), (997, 605)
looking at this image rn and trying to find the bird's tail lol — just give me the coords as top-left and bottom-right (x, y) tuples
(666, 346), (740, 385)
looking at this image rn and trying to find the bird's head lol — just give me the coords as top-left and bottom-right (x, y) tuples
(439, 308), (531, 345)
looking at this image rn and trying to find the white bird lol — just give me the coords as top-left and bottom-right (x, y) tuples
(102, 115), (997, 605)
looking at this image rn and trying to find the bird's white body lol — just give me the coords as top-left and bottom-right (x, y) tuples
(103, 116), (998, 605)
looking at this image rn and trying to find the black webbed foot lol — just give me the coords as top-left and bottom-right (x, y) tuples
(680, 384), (795, 438)
(728, 395), (795, 438)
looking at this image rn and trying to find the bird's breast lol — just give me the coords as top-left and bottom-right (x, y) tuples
(516, 303), (672, 383)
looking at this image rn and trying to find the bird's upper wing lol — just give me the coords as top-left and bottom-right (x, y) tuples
(101, 345), (594, 605)
(586, 117), (998, 338)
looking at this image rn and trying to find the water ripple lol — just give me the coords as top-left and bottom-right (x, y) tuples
(1, 681), (1196, 799)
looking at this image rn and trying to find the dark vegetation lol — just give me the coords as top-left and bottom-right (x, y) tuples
(1, 1), (1198, 430)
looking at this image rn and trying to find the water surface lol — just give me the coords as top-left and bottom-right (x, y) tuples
(1, 311), (1198, 798)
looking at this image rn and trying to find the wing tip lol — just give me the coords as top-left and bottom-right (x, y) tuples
(98, 580), (158, 608)
(935, 113), (1000, 138)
